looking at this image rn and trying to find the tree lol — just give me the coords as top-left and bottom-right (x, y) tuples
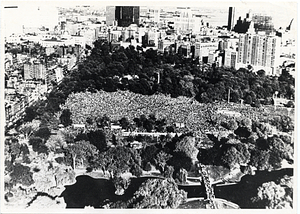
(285, 101), (294, 108)
(174, 136), (198, 161)
(60, 109), (72, 127)
(163, 165), (174, 178)
(168, 152), (193, 171)
(269, 115), (294, 133)
(239, 118), (252, 130)
(98, 146), (141, 178)
(8, 138), (21, 162)
(252, 181), (292, 209)
(18, 120), (41, 142)
(230, 89), (240, 103)
(155, 118), (167, 132)
(279, 175), (293, 189)
(245, 94), (253, 105)
(268, 150), (282, 169)
(112, 176), (131, 195)
(23, 106), (37, 122)
(29, 137), (48, 154)
(268, 136), (293, 160)
(257, 69), (266, 77)
(96, 115), (110, 128)
(130, 164), (143, 177)
(179, 75), (195, 97)
(278, 69), (294, 86)
(154, 151), (172, 173)
(6, 138), (31, 164)
(10, 163), (34, 186)
(221, 118), (238, 131)
(87, 130), (107, 152)
(144, 162), (152, 171)
(141, 145), (159, 169)
(175, 168), (188, 184)
(119, 117), (130, 130)
(67, 140), (99, 170)
(235, 143), (251, 164)
(129, 178), (187, 208)
(34, 127), (51, 141)
(142, 117), (154, 132)
(46, 134), (67, 152)
(252, 121), (273, 138)
(20, 143), (30, 163)
(52, 165), (74, 187)
(249, 149), (270, 170)
(220, 145), (239, 168)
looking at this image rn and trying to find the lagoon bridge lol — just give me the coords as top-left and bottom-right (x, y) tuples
(197, 163), (215, 209)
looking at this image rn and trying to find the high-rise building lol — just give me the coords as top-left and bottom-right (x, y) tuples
(233, 16), (251, 34)
(237, 33), (280, 75)
(106, 6), (140, 27)
(106, 6), (117, 26)
(227, 7), (235, 31)
(24, 60), (46, 80)
(115, 6), (140, 27)
(173, 7), (203, 33)
(252, 14), (274, 35)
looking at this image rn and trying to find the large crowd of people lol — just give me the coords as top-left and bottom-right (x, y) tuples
(62, 90), (222, 135)
(62, 90), (294, 137)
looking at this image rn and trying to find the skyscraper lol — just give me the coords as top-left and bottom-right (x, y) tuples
(227, 7), (235, 31)
(115, 6), (140, 27)
(106, 6), (140, 27)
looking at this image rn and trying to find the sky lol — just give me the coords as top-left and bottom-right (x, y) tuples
(2, 3), (59, 36)
(1, 0), (298, 36)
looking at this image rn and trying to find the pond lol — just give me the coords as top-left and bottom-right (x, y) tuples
(61, 168), (293, 208)
(213, 168), (293, 208)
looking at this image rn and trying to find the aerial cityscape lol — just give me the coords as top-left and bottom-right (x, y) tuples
(1, 1), (296, 211)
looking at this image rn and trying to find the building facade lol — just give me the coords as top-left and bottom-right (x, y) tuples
(106, 6), (117, 26)
(115, 6), (140, 27)
(227, 7), (235, 31)
(224, 48), (237, 68)
(106, 6), (140, 27)
(24, 60), (46, 80)
(237, 33), (280, 75)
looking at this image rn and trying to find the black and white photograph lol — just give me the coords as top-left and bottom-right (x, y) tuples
(1, 0), (297, 212)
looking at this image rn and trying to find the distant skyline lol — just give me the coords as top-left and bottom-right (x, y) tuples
(1, 1), (297, 36)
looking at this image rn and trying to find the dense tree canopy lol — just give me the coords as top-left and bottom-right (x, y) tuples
(66, 140), (99, 169)
(251, 180), (293, 209)
(97, 146), (142, 178)
(29, 137), (48, 154)
(128, 178), (187, 208)
(29, 38), (294, 121)
(18, 120), (41, 141)
(9, 163), (34, 187)
(174, 136), (198, 161)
